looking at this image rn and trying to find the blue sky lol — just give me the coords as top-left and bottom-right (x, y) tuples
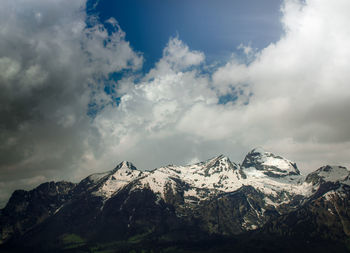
(88, 0), (283, 72)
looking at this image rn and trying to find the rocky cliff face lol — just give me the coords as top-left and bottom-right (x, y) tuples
(1, 149), (349, 252)
(0, 181), (76, 244)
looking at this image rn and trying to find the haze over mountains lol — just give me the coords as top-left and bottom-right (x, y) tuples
(1, 148), (349, 252)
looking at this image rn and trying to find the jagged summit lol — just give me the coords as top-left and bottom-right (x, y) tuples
(112, 161), (138, 172)
(74, 151), (349, 204)
(200, 154), (237, 173)
(77, 150), (308, 203)
(194, 154), (228, 165)
(242, 148), (300, 178)
(90, 161), (144, 199)
(1, 149), (350, 252)
(306, 165), (350, 185)
(250, 147), (266, 154)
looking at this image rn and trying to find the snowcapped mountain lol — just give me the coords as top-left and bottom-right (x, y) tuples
(306, 165), (350, 185)
(1, 148), (350, 253)
(242, 147), (300, 177)
(85, 150), (312, 210)
(90, 161), (145, 199)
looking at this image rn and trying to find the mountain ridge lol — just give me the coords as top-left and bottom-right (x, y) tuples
(1, 148), (350, 252)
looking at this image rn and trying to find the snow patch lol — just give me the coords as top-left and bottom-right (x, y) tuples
(317, 166), (350, 183)
(93, 161), (145, 198)
(261, 156), (293, 171)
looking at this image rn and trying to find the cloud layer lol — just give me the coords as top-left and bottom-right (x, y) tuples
(1, 0), (350, 206)
(0, 0), (142, 205)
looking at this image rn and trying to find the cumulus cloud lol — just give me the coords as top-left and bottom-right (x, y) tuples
(0, 0), (142, 206)
(1, 0), (350, 207)
(91, 38), (215, 170)
(144, 37), (205, 79)
(93, 0), (350, 173)
(184, 0), (350, 171)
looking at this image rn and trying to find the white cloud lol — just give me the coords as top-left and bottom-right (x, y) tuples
(145, 37), (205, 79)
(209, 0), (350, 169)
(93, 0), (350, 175)
(212, 60), (250, 95)
(0, 0), (142, 206)
(162, 37), (205, 70)
(91, 39), (216, 170)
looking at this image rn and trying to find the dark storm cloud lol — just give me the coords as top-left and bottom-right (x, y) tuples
(0, 0), (142, 206)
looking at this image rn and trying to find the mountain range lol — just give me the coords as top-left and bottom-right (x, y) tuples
(0, 148), (349, 252)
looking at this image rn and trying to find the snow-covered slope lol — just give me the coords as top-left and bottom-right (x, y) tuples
(242, 148), (300, 177)
(91, 161), (146, 198)
(130, 153), (310, 206)
(306, 165), (350, 186)
(2, 148), (350, 248)
(77, 149), (349, 208)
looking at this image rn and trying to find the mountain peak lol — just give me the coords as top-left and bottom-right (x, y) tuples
(88, 161), (143, 199)
(242, 148), (300, 178)
(192, 154), (233, 168)
(305, 165), (350, 185)
(199, 154), (238, 176)
(208, 154), (230, 163)
(2, 150), (350, 252)
(112, 161), (138, 172)
(250, 147), (267, 155)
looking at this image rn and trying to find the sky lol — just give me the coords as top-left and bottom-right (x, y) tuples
(87, 0), (283, 72)
(1, 0), (350, 207)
